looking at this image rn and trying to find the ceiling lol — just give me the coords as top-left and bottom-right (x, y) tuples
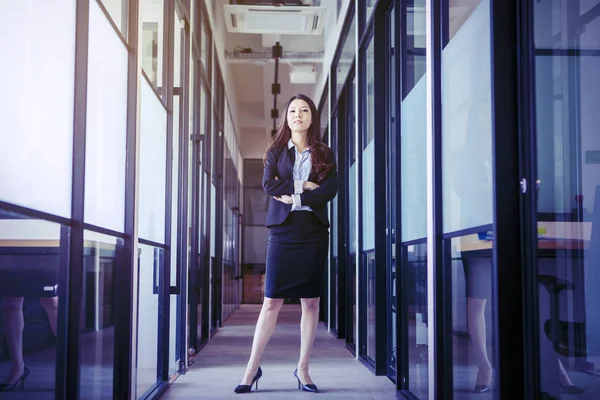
(214, 0), (337, 158)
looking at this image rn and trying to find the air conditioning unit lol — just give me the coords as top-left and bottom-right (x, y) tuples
(224, 3), (326, 35)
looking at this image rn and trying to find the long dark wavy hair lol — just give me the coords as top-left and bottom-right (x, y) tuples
(264, 94), (333, 183)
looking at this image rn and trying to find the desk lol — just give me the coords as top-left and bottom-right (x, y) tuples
(458, 221), (592, 252)
(0, 238), (119, 329)
(455, 221), (594, 373)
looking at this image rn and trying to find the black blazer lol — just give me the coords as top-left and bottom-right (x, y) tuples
(262, 145), (338, 227)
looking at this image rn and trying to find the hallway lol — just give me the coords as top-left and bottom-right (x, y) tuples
(162, 305), (398, 399)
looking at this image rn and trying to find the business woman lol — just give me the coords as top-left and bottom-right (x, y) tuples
(235, 94), (337, 394)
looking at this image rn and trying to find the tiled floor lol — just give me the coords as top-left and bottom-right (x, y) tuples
(161, 304), (399, 400)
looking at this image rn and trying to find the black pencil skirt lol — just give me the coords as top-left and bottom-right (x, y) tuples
(265, 211), (329, 299)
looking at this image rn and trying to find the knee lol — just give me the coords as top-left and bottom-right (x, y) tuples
(467, 297), (486, 315)
(40, 297), (59, 312)
(301, 298), (320, 312)
(1, 297), (24, 313)
(262, 298), (284, 313)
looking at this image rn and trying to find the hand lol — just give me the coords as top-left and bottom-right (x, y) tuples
(303, 181), (320, 191)
(273, 195), (293, 204)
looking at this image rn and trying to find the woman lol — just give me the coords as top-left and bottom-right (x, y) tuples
(0, 296), (58, 391)
(235, 94), (337, 394)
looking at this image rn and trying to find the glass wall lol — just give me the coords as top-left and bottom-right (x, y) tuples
(362, 37), (376, 362)
(441, 0), (497, 396)
(0, 0), (240, 398)
(533, 0), (600, 397)
(0, 211), (64, 396)
(136, 75), (168, 397)
(1, 0), (76, 218)
(141, 0), (165, 92)
(85, 0), (128, 234)
(400, 0), (428, 396)
(348, 75), (358, 350)
(222, 104), (241, 323)
(81, 231), (121, 398)
(324, 0), (600, 398)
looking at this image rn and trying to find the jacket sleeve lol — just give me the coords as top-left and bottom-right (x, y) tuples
(262, 148), (295, 196)
(299, 150), (338, 207)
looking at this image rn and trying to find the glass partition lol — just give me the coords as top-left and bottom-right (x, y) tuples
(139, 80), (167, 244)
(80, 230), (121, 397)
(141, 0), (165, 92)
(0, 0), (76, 218)
(533, 0), (600, 396)
(347, 75), (357, 349)
(98, 0), (128, 36)
(0, 211), (65, 396)
(362, 37), (376, 361)
(135, 244), (163, 397)
(85, 0), (128, 233)
(441, 0), (497, 396)
(401, 0), (428, 396)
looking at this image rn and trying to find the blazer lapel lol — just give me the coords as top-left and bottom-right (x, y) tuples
(286, 146), (295, 178)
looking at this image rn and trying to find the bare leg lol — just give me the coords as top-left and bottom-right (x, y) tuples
(467, 297), (492, 385)
(558, 359), (574, 385)
(239, 297), (284, 385)
(1, 297), (25, 385)
(39, 297), (59, 337)
(297, 297), (320, 385)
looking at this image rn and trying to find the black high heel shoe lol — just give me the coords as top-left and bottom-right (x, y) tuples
(234, 367), (262, 394)
(294, 368), (318, 393)
(560, 383), (584, 395)
(474, 369), (491, 393)
(0, 366), (30, 392)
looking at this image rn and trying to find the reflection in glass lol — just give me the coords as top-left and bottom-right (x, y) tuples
(363, 38), (376, 361)
(442, 0), (496, 396)
(1, 0), (75, 218)
(451, 233), (495, 397)
(533, 0), (600, 397)
(80, 231), (121, 398)
(141, 0), (164, 89)
(136, 244), (163, 397)
(0, 210), (63, 396)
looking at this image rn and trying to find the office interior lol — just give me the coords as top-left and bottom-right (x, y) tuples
(0, 0), (599, 399)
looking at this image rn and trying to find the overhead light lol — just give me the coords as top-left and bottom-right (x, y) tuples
(224, 4), (326, 35)
(289, 64), (316, 84)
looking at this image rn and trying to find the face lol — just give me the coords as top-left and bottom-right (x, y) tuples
(287, 98), (312, 133)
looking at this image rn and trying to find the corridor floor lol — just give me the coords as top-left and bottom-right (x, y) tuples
(162, 304), (398, 399)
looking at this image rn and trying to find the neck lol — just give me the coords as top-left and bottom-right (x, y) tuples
(291, 131), (308, 150)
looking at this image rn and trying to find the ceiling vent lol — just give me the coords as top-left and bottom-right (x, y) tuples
(224, 4), (326, 35)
